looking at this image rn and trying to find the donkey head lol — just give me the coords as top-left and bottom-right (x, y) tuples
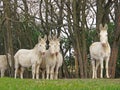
(37, 35), (47, 55)
(99, 24), (108, 45)
(48, 35), (56, 56)
(53, 35), (60, 56)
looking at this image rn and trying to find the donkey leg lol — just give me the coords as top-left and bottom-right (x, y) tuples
(50, 66), (55, 80)
(32, 64), (36, 79)
(46, 65), (50, 79)
(54, 66), (59, 79)
(100, 59), (104, 78)
(42, 70), (45, 79)
(91, 60), (95, 79)
(106, 57), (110, 78)
(14, 65), (19, 79)
(36, 65), (40, 79)
(95, 61), (100, 78)
(20, 67), (24, 79)
(14, 60), (19, 79)
(1, 69), (5, 78)
(15, 68), (18, 79)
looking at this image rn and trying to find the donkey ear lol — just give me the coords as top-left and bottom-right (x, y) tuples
(99, 24), (103, 30)
(44, 35), (47, 41)
(104, 24), (108, 30)
(38, 35), (41, 42)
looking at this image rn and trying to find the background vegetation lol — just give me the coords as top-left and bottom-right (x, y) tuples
(0, 0), (120, 78)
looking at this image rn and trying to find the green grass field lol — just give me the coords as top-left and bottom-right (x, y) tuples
(0, 77), (120, 90)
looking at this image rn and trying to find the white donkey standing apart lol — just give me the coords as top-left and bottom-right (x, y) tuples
(53, 36), (63, 79)
(14, 35), (47, 79)
(90, 24), (111, 78)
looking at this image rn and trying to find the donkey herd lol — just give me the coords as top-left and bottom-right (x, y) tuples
(0, 24), (111, 79)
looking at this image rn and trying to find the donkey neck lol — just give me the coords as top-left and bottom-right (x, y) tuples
(101, 41), (110, 52)
(33, 44), (42, 56)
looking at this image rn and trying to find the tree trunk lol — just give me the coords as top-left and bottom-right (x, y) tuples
(109, 42), (119, 78)
(96, 0), (104, 33)
(73, 0), (84, 78)
(109, 0), (120, 78)
(81, 0), (87, 78)
(57, 0), (63, 37)
(74, 51), (79, 78)
(66, 0), (79, 78)
(3, 0), (14, 77)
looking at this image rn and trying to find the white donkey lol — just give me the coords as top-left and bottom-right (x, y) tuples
(53, 36), (63, 79)
(45, 36), (57, 79)
(90, 24), (111, 78)
(0, 53), (11, 77)
(40, 36), (63, 79)
(14, 35), (47, 79)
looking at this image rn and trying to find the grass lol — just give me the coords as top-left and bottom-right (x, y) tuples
(0, 77), (120, 90)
